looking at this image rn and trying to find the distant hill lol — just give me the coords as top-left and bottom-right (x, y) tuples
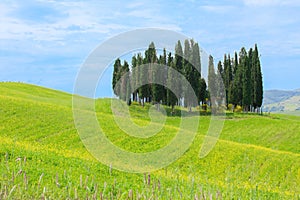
(263, 89), (300, 114)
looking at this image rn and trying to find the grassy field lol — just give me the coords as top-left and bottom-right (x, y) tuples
(0, 82), (299, 199)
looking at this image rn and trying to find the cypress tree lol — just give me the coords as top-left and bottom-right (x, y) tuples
(199, 78), (207, 105)
(240, 47), (252, 111)
(222, 55), (228, 107)
(192, 42), (201, 73)
(216, 60), (225, 106)
(126, 72), (131, 105)
(183, 39), (191, 108)
(233, 52), (238, 77)
(217, 61), (224, 80)
(119, 61), (130, 101)
(141, 42), (157, 103)
(139, 54), (149, 105)
(228, 57), (235, 105)
(191, 42), (202, 106)
(251, 47), (257, 110)
(253, 44), (263, 111)
(227, 54), (233, 80)
(112, 58), (122, 97)
(230, 52), (240, 108)
(152, 55), (161, 105)
(223, 54), (227, 81)
(248, 47), (255, 111)
(224, 54), (233, 107)
(136, 53), (143, 103)
(166, 52), (177, 111)
(174, 41), (184, 104)
(183, 39), (197, 109)
(157, 55), (164, 103)
(175, 41), (184, 74)
(156, 48), (168, 106)
(131, 55), (137, 101)
(161, 48), (168, 105)
(208, 55), (217, 107)
(232, 52), (243, 107)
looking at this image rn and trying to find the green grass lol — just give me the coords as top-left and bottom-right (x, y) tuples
(0, 82), (299, 199)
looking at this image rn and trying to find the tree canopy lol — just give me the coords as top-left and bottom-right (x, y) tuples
(112, 42), (263, 112)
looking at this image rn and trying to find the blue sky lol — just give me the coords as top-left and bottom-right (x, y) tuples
(1, 0), (300, 97)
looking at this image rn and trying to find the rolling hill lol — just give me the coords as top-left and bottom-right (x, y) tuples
(263, 89), (300, 115)
(0, 82), (299, 199)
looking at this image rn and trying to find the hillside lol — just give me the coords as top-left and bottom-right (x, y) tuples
(0, 82), (299, 199)
(263, 89), (300, 115)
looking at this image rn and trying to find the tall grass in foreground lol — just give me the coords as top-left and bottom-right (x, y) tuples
(0, 153), (224, 199)
(1, 151), (298, 199)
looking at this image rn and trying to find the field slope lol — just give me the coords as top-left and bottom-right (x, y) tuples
(0, 82), (299, 199)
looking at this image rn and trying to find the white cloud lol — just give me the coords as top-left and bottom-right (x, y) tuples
(0, 0), (181, 43)
(1, 0), (298, 92)
(244, 0), (279, 6)
(243, 0), (300, 6)
(200, 5), (234, 13)
(126, 1), (145, 9)
(126, 1), (181, 31)
(0, 1), (130, 40)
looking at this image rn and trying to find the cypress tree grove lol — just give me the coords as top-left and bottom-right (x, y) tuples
(111, 41), (262, 114)
(216, 44), (263, 113)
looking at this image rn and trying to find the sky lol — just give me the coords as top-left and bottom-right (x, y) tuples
(1, 0), (300, 97)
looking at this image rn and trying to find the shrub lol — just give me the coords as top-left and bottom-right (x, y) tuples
(234, 105), (243, 113)
(228, 104), (233, 111)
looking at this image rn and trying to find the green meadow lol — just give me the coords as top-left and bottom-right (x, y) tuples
(0, 82), (299, 199)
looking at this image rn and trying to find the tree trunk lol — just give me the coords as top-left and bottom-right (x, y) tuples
(171, 105), (174, 116)
(156, 103), (160, 111)
(188, 106), (192, 112)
